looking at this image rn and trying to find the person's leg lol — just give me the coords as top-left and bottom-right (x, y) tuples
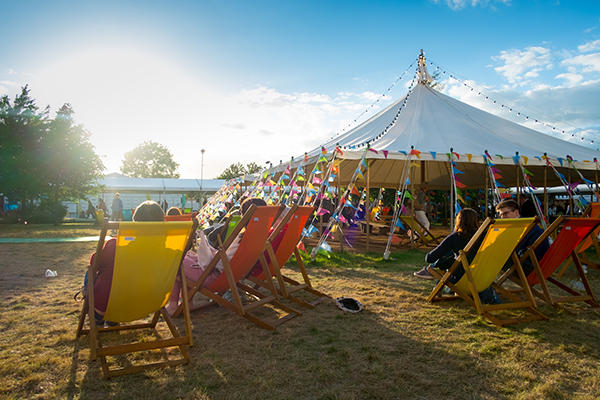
(415, 210), (430, 231)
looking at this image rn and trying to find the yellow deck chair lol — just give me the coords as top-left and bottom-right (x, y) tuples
(427, 218), (547, 327)
(76, 220), (197, 378)
(399, 215), (439, 247)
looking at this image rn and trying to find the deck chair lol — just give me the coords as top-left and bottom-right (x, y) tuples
(499, 216), (600, 308)
(173, 205), (301, 330)
(399, 215), (439, 247)
(427, 218), (547, 327)
(165, 212), (198, 222)
(76, 220), (197, 378)
(247, 205), (330, 308)
(574, 202), (600, 270)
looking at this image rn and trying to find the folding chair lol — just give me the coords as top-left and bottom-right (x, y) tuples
(164, 211), (198, 222)
(247, 205), (330, 308)
(76, 220), (197, 378)
(500, 216), (600, 307)
(574, 202), (600, 270)
(427, 218), (547, 327)
(399, 215), (439, 247)
(173, 205), (301, 330)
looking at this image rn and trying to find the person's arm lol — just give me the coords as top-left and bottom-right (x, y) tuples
(425, 233), (459, 263)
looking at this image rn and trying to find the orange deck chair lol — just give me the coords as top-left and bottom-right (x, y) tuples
(247, 205), (330, 308)
(499, 216), (600, 308)
(427, 218), (547, 326)
(574, 202), (600, 270)
(173, 205), (301, 330)
(76, 219), (197, 378)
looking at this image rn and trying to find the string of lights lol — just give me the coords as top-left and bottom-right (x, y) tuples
(341, 67), (419, 150)
(328, 58), (418, 141)
(427, 60), (598, 150)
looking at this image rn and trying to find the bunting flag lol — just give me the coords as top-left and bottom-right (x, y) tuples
(319, 156), (328, 163)
(410, 162), (419, 168)
(466, 153), (472, 162)
(297, 165), (305, 175)
(336, 146), (344, 155)
(409, 149), (421, 158)
(313, 176), (322, 185)
(296, 175), (305, 182)
(368, 148), (379, 154)
(351, 186), (360, 196)
(361, 159), (369, 169)
(557, 157), (564, 167)
(304, 153), (309, 162)
(455, 181), (467, 189)
(404, 191), (413, 200)
(382, 150), (389, 159)
(484, 150), (493, 160)
(522, 155), (529, 165)
(399, 150), (408, 156)
(316, 208), (330, 216)
(356, 170), (364, 181)
(321, 147), (327, 155)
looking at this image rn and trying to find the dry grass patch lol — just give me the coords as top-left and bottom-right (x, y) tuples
(1, 228), (600, 399)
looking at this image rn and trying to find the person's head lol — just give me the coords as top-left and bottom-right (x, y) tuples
(495, 199), (520, 219)
(166, 206), (182, 216)
(132, 201), (164, 221)
(519, 199), (537, 218)
(454, 208), (479, 238)
(241, 197), (267, 215)
(115, 193), (120, 198)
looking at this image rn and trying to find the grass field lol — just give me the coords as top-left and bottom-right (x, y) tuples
(1, 224), (600, 399)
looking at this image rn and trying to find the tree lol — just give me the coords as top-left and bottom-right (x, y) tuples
(0, 86), (105, 222)
(217, 162), (247, 180)
(217, 161), (263, 180)
(121, 141), (180, 178)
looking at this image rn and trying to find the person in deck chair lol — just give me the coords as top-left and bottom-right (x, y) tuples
(496, 199), (549, 276)
(165, 197), (265, 315)
(82, 201), (165, 326)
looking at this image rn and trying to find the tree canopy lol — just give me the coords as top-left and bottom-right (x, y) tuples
(0, 86), (104, 221)
(120, 141), (180, 178)
(217, 162), (263, 180)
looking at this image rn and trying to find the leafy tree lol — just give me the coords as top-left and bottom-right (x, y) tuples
(1, 86), (104, 222)
(121, 141), (180, 178)
(245, 162), (262, 174)
(217, 162), (247, 180)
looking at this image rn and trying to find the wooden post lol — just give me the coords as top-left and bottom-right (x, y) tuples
(595, 160), (599, 202)
(449, 149), (454, 231)
(484, 163), (489, 217)
(516, 165), (520, 204)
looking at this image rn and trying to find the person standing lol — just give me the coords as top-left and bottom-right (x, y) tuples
(111, 193), (123, 221)
(414, 184), (430, 231)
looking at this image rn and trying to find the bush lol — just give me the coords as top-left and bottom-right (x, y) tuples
(26, 200), (67, 224)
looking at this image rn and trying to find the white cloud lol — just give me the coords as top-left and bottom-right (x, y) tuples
(578, 40), (600, 53)
(492, 46), (552, 83)
(433, 0), (510, 10)
(555, 72), (583, 87)
(563, 52), (600, 73)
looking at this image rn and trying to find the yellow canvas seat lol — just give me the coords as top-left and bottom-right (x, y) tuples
(427, 218), (547, 326)
(76, 220), (196, 378)
(399, 215), (439, 247)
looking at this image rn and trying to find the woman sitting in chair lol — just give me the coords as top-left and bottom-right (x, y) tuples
(82, 201), (165, 326)
(166, 197), (266, 315)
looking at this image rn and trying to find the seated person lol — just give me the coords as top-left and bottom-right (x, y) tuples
(166, 197), (265, 315)
(166, 206), (182, 216)
(414, 208), (499, 303)
(83, 201), (165, 326)
(496, 199), (549, 276)
(414, 208), (479, 282)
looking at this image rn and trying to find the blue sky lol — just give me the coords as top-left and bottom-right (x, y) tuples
(1, 0), (599, 177)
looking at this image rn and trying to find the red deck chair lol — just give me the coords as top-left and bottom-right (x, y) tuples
(165, 212), (198, 222)
(499, 216), (600, 308)
(173, 205), (301, 330)
(574, 202), (600, 270)
(248, 205), (330, 308)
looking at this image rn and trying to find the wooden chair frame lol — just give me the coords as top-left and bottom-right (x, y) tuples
(427, 218), (547, 327)
(247, 205), (330, 309)
(497, 216), (600, 308)
(76, 220), (197, 379)
(173, 205), (301, 330)
(399, 215), (440, 248)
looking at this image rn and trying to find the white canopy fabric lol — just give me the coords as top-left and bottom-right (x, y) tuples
(286, 82), (599, 189)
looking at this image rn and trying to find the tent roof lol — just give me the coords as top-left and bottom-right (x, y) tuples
(98, 176), (226, 193)
(310, 83), (599, 163)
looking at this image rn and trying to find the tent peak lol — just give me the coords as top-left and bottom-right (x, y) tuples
(417, 49), (433, 86)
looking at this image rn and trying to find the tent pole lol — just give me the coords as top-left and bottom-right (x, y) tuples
(366, 160), (371, 252)
(337, 164), (344, 253)
(516, 165), (520, 204)
(484, 163), (489, 218)
(595, 160), (599, 202)
(568, 169), (573, 216)
(448, 155), (454, 232)
(411, 161), (416, 248)
(544, 163), (548, 221)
